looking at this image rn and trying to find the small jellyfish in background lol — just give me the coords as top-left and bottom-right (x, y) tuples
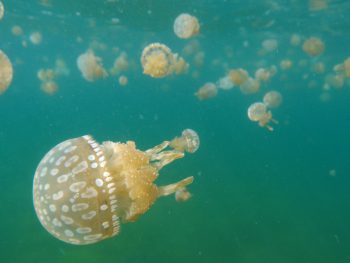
(194, 82), (218, 101)
(175, 187), (192, 202)
(325, 74), (344, 89)
(333, 57), (350, 78)
(255, 66), (276, 82)
(41, 80), (58, 95)
(169, 129), (200, 153)
(0, 1), (4, 20)
(118, 75), (128, 86)
(54, 58), (70, 77)
(228, 68), (249, 86)
(247, 102), (277, 131)
(309, 0), (328, 12)
(217, 75), (234, 90)
(141, 43), (187, 78)
(290, 34), (302, 46)
(172, 55), (189, 75)
(11, 25), (24, 36)
(110, 52), (129, 76)
(263, 91), (283, 109)
(261, 39), (278, 53)
(302, 37), (325, 57)
(0, 50), (13, 95)
(37, 69), (56, 82)
(280, 59), (293, 70)
(312, 61), (326, 74)
(30, 31), (43, 45)
(33, 130), (199, 245)
(240, 77), (260, 95)
(77, 50), (108, 82)
(173, 13), (200, 39)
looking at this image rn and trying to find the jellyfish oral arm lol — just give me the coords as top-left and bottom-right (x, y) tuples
(158, 176), (194, 197)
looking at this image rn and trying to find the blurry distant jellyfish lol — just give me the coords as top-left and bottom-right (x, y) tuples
(37, 69), (55, 82)
(309, 0), (328, 11)
(110, 52), (129, 76)
(41, 80), (58, 95)
(333, 58), (350, 78)
(173, 13), (200, 39)
(344, 58), (350, 77)
(33, 130), (198, 244)
(239, 77), (260, 94)
(194, 51), (205, 68)
(55, 58), (70, 77)
(326, 74), (344, 89)
(175, 187), (192, 202)
(0, 1), (4, 20)
(254, 67), (276, 82)
(11, 25), (24, 36)
(194, 82), (218, 100)
(169, 129), (200, 153)
(280, 59), (293, 70)
(262, 39), (278, 53)
(217, 75), (234, 90)
(228, 68), (249, 86)
(141, 43), (174, 78)
(77, 50), (108, 82)
(30, 31), (43, 45)
(0, 50), (13, 95)
(263, 91), (283, 108)
(172, 55), (189, 75)
(247, 102), (276, 131)
(141, 43), (187, 78)
(118, 75), (128, 86)
(312, 61), (326, 74)
(302, 37), (325, 56)
(290, 34), (302, 46)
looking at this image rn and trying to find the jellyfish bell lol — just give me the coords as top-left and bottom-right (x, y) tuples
(302, 37), (325, 57)
(263, 90), (283, 108)
(175, 187), (192, 202)
(141, 43), (175, 78)
(173, 13), (200, 39)
(239, 77), (260, 95)
(170, 129), (200, 154)
(0, 50), (13, 95)
(194, 82), (218, 101)
(77, 50), (108, 82)
(247, 102), (277, 131)
(33, 131), (198, 245)
(228, 68), (249, 86)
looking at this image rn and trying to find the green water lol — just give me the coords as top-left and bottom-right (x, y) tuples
(1, 0), (350, 262)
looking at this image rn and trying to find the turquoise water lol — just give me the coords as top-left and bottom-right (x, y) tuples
(1, 0), (350, 262)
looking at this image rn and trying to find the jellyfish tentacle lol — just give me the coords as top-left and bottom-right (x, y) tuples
(150, 150), (184, 170)
(145, 141), (170, 156)
(158, 176), (194, 197)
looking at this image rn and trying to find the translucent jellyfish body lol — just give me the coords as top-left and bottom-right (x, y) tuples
(173, 13), (200, 39)
(30, 31), (43, 45)
(77, 50), (108, 82)
(194, 82), (218, 100)
(247, 102), (276, 131)
(228, 68), (249, 86)
(41, 80), (58, 95)
(33, 130), (199, 245)
(141, 43), (187, 78)
(169, 129), (200, 153)
(263, 91), (283, 108)
(240, 78), (260, 94)
(0, 2), (4, 20)
(11, 25), (23, 36)
(0, 50), (13, 95)
(175, 188), (192, 202)
(302, 37), (325, 57)
(110, 52), (129, 76)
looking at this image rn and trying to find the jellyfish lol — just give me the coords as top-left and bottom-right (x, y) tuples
(172, 55), (189, 75)
(0, 50), (13, 95)
(11, 25), (23, 36)
(263, 91), (283, 108)
(173, 13), (200, 39)
(77, 50), (108, 82)
(0, 1), (4, 20)
(169, 129), (200, 153)
(302, 37), (325, 57)
(175, 187), (192, 202)
(254, 67), (276, 82)
(290, 34), (302, 46)
(40, 80), (58, 95)
(30, 31), (43, 45)
(228, 68), (249, 86)
(55, 58), (70, 77)
(312, 61), (326, 74)
(309, 0), (328, 11)
(110, 52), (129, 76)
(37, 69), (56, 82)
(261, 39), (278, 53)
(118, 75), (128, 86)
(247, 102), (276, 131)
(239, 77), (260, 95)
(280, 59), (293, 70)
(217, 76), (234, 90)
(33, 130), (199, 245)
(194, 82), (218, 101)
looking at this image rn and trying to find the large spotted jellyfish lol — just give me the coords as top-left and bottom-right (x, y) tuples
(33, 130), (199, 245)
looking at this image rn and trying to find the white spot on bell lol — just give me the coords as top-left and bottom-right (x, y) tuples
(95, 178), (103, 187)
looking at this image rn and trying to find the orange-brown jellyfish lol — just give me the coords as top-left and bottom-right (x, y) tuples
(33, 130), (199, 245)
(228, 68), (249, 86)
(263, 90), (283, 109)
(194, 82), (218, 100)
(77, 50), (108, 82)
(302, 37), (325, 57)
(0, 50), (13, 95)
(247, 102), (277, 131)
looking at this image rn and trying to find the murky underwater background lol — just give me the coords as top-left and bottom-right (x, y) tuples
(1, 0), (350, 262)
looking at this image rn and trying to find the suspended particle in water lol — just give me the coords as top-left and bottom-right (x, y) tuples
(0, 50), (13, 95)
(302, 37), (325, 57)
(173, 13), (200, 39)
(194, 82), (218, 101)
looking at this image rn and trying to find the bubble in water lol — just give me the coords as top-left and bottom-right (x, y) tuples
(173, 13), (200, 39)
